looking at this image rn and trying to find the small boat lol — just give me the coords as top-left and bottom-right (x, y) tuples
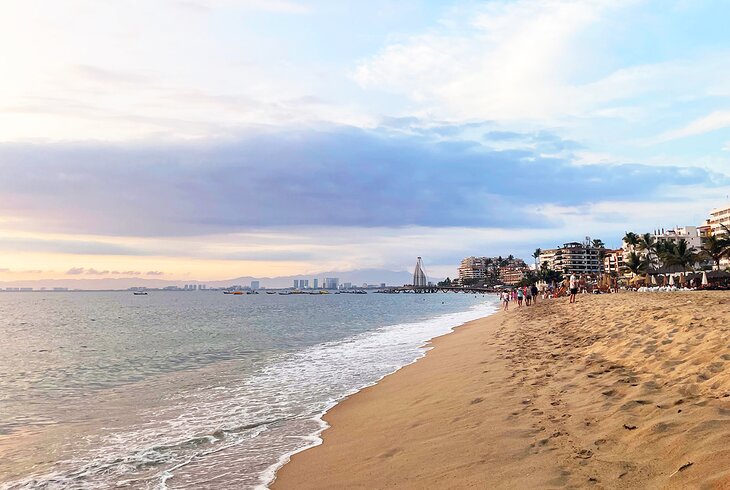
(232, 291), (244, 295)
(266, 291), (276, 295)
(223, 291), (233, 294)
(133, 291), (148, 295)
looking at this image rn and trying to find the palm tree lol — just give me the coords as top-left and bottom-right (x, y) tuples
(532, 248), (541, 269)
(623, 231), (639, 249)
(623, 251), (649, 277)
(660, 239), (697, 272)
(592, 239), (605, 249)
(701, 234), (730, 270)
(638, 233), (658, 268)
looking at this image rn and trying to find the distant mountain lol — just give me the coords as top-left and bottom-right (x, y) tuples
(0, 269), (431, 290)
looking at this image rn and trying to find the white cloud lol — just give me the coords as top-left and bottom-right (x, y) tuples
(354, 0), (637, 122)
(657, 110), (730, 142)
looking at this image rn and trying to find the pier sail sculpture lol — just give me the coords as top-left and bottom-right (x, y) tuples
(413, 257), (428, 287)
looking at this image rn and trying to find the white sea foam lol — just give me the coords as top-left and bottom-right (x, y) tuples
(256, 300), (499, 489)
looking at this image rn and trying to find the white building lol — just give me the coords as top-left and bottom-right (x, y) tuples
(651, 226), (703, 250)
(708, 204), (730, 267)
(325, 277), (339, 289)
(538, 249), (557, 269)
(540, 242), (601, 275)
(709, 204), (730, 236)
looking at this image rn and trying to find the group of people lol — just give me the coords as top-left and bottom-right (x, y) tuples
(500, 273), (579, 311)
(499, 284), (539, 311)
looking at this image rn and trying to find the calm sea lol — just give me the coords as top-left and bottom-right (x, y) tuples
(0, 291), (498, 489)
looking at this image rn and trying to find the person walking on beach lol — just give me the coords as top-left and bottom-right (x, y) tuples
(569, 273), (578, 304)
(516, 287), (524, 307)
(501, 290), (510, 311)
(531, 283), (539, 304)
(524, 285), (531, 306)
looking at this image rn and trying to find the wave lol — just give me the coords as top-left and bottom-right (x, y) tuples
(2, 298), (499, 490)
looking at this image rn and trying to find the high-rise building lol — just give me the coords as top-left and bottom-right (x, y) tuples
(313, 278), (318, 289)
(293, 279), (299, 289)
(250, 281), (260, 290)
(324, 277), (339, 289)
(412, 257), (427, 287)
(498, 261), (529, 285)
(458, 256), (488, 281)
(541, 242), (601, 275)
(709, 204), (730, 237)
(603, 249), (624, 274)
(343, 282), (352, 289)
(302, 279), (309, 288)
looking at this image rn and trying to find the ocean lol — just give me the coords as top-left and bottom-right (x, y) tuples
(0, 291), (498, 489)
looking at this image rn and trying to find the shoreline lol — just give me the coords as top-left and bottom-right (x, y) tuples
(261, 301), (501, 489)
(271, 292), (730, 489)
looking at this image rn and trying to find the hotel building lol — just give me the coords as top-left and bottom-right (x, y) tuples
(540, 242), (601, 275)
(602, 249), (624, 275)
(498, 262), (529, 285)
(457, 256), (488, 282)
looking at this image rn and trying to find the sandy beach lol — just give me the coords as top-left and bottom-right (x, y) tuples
(273, 292), (730, 489)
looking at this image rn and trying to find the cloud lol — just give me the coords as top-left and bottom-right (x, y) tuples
(657, 110), (730, 142)
(0, 126), (725, 239)
(354, 0), (631, 121)
(121, 271), (142, 275)
(145, 270), (164, 275)
(71, 64), (148, 85)
(0, 236), (146, 256)
(85, 268), (110, 275)
(66, 267), (85, 275)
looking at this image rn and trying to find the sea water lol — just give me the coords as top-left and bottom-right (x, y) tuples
(0, 291), (498, 489)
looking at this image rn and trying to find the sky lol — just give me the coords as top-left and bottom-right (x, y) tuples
(1, 0), (730, 282)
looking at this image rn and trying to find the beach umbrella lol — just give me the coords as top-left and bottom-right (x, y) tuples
(651, 275), (657, 285)
(669, 274), (675, 286)
(702, 271), (709, 286)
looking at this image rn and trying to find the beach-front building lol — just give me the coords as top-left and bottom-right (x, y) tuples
(458, 256), (488, 282)
(603, 249), (624, 275)
(537, 249), (557, 270)
(499, 263), (530, 285)
(709, 204), (730, 236)
(653, 226), (704, 250)
(707, 204), (730, 268)
(541, 242), (601, 275)
(624, 225), (714, 270)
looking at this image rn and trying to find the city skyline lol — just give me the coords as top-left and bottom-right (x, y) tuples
(2, 1), (730, 281)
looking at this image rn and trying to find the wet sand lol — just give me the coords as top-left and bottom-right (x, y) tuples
(272, 292), (730, 489)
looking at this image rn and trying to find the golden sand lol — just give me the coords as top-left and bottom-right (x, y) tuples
(272, 292), (730, 489)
